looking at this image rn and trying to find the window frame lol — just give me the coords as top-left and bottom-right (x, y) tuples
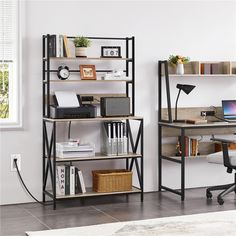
(0, 0), (22, 129)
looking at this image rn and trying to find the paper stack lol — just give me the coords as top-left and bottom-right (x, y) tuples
(56, 142), (95, 158)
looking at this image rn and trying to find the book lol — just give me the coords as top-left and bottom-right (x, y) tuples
(49, 35), (56, 57)
(63, 35), (70, 57)
(56, 167), (62, 195)
(78, 169), (86, 193)
(65, 165), (70, 195)
(57, 165), (65, 195)
(70, 166), (75, 195)
(75, 167), (80, 194)
(186, 119), (208, 124)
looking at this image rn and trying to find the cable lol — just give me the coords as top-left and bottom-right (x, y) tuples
(214, 115), (228, 122)
(14, 159), (49, 206)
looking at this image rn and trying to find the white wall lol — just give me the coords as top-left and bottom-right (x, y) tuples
(1, 0), (236, 204)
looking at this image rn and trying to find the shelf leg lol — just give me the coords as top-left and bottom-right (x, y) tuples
(180, 128), (185, 201)
(53, 121), (57, 210)
(140, 119), (144, 202)
(158, 124), (162, 192)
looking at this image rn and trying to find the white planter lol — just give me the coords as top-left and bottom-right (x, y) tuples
(75, 47), (87, 57)
(176, 63), (184, 75)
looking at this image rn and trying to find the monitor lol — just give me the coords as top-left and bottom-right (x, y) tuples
(222, 100), (236, 119)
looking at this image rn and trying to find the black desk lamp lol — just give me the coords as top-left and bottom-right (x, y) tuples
(174, 84), (196, 122)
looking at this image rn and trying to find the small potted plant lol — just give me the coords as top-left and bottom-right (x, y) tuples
(168, 55), (190, 75)
(73, 36), (91, 57)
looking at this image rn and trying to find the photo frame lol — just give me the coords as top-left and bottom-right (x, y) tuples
(101, 46), (121, 58)
(79, 65), (97, 80)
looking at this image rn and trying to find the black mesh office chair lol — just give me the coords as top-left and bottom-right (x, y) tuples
(206, 137), (236, 205)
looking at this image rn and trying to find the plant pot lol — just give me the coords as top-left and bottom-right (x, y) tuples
(176, 63), (184, 75)
(75, 47), (87, 57)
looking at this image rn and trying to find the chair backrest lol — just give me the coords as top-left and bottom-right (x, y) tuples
(222, 143), (234, 173)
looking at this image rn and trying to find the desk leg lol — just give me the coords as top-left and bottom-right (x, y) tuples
(180, 128), (185, 201)
(158, 124), (162, 191)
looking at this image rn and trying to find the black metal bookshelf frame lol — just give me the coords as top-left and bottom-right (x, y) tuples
(42, 35), (143, 209)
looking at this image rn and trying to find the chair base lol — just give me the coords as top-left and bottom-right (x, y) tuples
(206, 183), (236, 205)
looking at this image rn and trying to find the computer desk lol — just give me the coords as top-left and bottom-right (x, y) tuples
(158, 121), (236, 201)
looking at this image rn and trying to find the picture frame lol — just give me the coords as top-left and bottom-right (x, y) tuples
(79, 65), (97, 80)
(101, 46), (121, 58)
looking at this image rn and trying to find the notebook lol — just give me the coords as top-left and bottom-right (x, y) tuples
(222, 100), (236, 122)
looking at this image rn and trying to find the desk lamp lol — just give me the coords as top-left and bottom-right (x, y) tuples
(174, 84), (196, 122)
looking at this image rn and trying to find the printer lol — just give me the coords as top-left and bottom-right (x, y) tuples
(50, 93), (96, 119)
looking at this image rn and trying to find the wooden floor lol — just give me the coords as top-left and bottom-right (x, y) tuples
(1, 188), (236, 236)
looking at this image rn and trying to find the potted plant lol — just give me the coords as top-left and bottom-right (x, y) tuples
(73, 36), (91, 57)
(168, 55), (190, 75)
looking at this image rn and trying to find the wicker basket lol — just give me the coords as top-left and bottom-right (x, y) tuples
(92, 169), (132, 193)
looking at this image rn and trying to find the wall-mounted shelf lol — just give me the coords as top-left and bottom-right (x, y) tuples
(166, 61), (236, 76)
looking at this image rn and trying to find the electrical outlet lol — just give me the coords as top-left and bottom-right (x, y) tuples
(11, 154), (21, 172)
(200, 111), (215, 117)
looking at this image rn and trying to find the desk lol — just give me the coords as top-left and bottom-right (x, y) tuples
(158, 121), (236, 200)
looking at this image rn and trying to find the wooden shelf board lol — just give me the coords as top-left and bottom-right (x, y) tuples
(56, 153), (142, 162)
(43, 116), (143, 122)
(49, 187), (141, 199)
(43, 79), (132, 83)
(171, 155), (207, 160)
(44, 57), (132, 61)
(169, 74), (236, 77)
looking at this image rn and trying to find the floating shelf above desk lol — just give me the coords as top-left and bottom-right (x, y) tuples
(166, 61), (236, 76)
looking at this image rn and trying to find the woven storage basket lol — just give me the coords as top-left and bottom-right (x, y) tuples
(92, 169), (132, 193)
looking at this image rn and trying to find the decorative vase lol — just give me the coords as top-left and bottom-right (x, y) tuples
(176, 63), (184, 75)
(75, 47), (87, 57)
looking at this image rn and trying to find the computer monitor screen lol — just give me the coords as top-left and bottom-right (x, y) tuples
(222, 100), (236, 119)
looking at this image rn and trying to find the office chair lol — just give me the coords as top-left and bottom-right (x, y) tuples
(206, 137), (236, 205)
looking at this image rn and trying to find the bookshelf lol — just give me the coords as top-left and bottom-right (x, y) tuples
(42, 35), (144, 209)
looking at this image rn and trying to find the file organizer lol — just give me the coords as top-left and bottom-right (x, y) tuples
(103, 121), (128, 156)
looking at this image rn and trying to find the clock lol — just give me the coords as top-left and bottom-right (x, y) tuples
(57, 66), (70, 80)
(101, 46), (121, 58)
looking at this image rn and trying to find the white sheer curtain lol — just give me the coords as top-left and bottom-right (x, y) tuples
(0, 0), (20, 126)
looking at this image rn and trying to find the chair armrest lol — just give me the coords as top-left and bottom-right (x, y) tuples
(210, 137), (236, 144)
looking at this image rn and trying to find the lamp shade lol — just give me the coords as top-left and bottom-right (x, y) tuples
(176, 84), (196, 95)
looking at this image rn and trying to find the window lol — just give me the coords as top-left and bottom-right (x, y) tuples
(0, 0), (21, 128)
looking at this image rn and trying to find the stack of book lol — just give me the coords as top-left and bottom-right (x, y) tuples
(56, 165), (86, 196)
(176, 136), (199, 157)
(48, 34), (73, 57)
(103, 121), (128, 156)
(56, 142), (95, 158)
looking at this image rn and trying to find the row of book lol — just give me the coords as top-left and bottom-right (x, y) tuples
(176, 136), (199, 157)
(56, 142), (95, 158)
(103, 121), (128, 156)
(56, 165), (86, 196)
(48, 34), (72, 58)
(200, 63), (222, 75)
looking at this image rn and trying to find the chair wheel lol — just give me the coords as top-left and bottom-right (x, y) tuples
(206, 191), (212, 199)
(217, 197), (224, 205)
